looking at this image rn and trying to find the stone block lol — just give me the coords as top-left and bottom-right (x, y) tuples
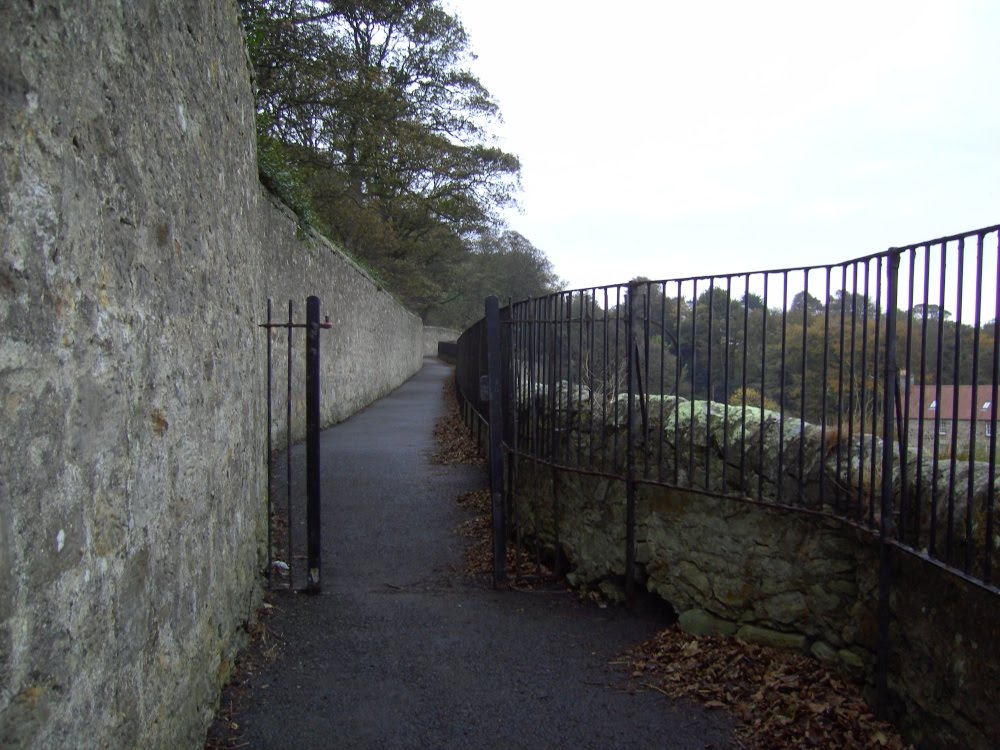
(838, 648), (868, 673)
(805, 584), (843, 617)
(736, 625), (807, 653)
(597, 580), (626, 604)
(810, 641), (838, 663)
(762, 591), (808, 625)
(678, 609), (737, 637)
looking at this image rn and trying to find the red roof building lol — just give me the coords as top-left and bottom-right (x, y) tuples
(904, 384), (998, 459)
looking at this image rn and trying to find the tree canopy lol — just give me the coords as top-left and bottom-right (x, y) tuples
(239, 0), (561, 327)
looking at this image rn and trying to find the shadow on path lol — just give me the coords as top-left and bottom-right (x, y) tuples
(211, 358), (735, 749)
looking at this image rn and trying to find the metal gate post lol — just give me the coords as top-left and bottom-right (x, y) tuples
(486, 295), (507, 587)
(625, 282), (638, 603)
(305, 295), (322, 593)
(265, 299), (273, 585)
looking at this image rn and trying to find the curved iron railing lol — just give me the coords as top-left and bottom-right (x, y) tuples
(457, 224), (1000, 593)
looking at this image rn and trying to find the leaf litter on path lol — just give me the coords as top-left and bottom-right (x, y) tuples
(625, 627), (912, 750)
(438, 372), (913, 749)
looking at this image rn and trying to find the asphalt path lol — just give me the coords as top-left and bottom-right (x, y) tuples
(217, 358), (734, 749)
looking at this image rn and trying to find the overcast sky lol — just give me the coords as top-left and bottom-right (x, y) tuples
(446, 0), (1000, 293)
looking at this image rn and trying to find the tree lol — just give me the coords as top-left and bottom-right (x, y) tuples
(239, 0), (533, 322)
(790, 291), (824, 317)
(910, 303), (951, 320)
(425, 230), (563, 328)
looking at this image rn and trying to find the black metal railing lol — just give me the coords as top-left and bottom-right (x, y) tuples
(457, 224), (1000, 721)
(456, 226), (1000, 706)
(457, 224), (1000, 593)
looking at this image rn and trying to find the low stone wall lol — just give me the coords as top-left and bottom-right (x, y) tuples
(510, 460), (999, 749)
(422, 326), (460, 357)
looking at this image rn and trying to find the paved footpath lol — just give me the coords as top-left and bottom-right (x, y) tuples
(220, 358), (734, 749)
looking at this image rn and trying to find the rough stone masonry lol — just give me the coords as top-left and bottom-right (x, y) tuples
(0, 2), (422, 747)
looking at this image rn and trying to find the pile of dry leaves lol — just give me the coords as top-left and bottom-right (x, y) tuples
(625, 627), (912, 750)
(455, 488), (556, 586)
(438, 375), (557, 586)
(431, 379), (483, 465)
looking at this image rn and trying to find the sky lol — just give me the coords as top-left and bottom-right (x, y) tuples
(445, 0), (1000, 295)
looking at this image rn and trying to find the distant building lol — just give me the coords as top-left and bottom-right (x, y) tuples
(903, 384), (997, 459)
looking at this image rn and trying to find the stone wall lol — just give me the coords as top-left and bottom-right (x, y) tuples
(0, 2), (423, 748)
(259, 192), (423, 449)
(509, 461), (999, 749)
(422, 325), (460, 357)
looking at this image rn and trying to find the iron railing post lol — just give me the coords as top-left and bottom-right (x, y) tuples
(625, 282), (637, 602)
(286, 300), (294, 582)
(876, 250), (900, 716)
(486, 295), (507, 587)
(305, 295), (322, 593)
(265, 298), (273, 586)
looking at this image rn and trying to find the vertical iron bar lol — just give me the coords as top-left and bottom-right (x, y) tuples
(915, 244), (932, 548)
(266, 299), (273, 587)
(876, 250), (900, 718)
(551, 305), (564, 569)
(836, 265), (848, 512)
(799, 270), (809, 501)
(931, 243), (947, 556)
(511, 303), (522, 581)
(588, 290), (597, 467)
(658, 282), (667, 483)
(966, 233), (985, 573)
(847, 264), (859, 518)
(611, 286), (622, 475)
(286, 300), (294, 585)
(870, 257), (884, 519)
(643, 284), (651, 480)
(602, 289), (610, 472)
(759, 274), (769, 502)
(723, 276), (732, 490)
(543, 296), (552, 460)
(820, 268), (832, 507)
(578, 291), (585, 468)
(625, 282), (637, 602)
(897, 248), (920, 545)
(706, 281), (715, 490)
(946, 238), (965, 565)
(674, 286), (682, 485)
(504, 299), (518, 579)
(486, 295), (507, 587)
(985, 231), (1000, 584)
(740, 274), (750, 496)
(532, 299), (540, 452)
(554, 293), (564, 466)
(900, 250), (916, 544)
(568, 292), (574, 457)
(305, 295), (322, 593)
(690, 279), (698, 485)
(531, 299), (542, 574)
(859, 261), (871, 524)
(778, 271), (788, 505)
